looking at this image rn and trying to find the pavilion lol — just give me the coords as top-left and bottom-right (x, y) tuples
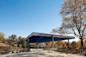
(26, 32), (75, 51)
(26, 32), (75, 43)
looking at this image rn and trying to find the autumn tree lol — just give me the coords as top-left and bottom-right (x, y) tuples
(59, 0), (86, 52)
(8, 34), (17, 46)
(0, 32), (5, 43)
(9, 34), (17, 41)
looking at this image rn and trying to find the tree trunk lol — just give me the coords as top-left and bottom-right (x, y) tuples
(80, 37), (84, 53)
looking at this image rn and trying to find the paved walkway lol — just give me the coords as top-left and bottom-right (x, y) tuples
(0, 49), (85, 57)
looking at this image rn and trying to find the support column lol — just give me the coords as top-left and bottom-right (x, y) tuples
(52, 35), (54, 48)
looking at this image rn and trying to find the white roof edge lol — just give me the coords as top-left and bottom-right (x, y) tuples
(27, 32), (75, 39)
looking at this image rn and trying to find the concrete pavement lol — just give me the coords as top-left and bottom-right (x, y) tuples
(0, 49), (85, 57)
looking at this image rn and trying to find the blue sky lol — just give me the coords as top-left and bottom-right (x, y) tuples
(0, 0), (64, 37)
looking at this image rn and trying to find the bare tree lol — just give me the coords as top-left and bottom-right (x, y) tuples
(60, 0), (86, 52)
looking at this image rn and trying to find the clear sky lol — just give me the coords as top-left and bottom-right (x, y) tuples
(0, 0), (64, 37)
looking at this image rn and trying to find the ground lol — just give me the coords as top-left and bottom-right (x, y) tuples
(0, 49), (85, 57)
